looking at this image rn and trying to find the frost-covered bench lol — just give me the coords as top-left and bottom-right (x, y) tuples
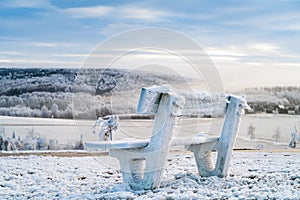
(172, 95), (251, 177)
(85, 86), (251, 190)
(85, 85), (184, 190)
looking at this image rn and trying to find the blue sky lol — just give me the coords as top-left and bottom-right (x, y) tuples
(0, 0), (300, 90)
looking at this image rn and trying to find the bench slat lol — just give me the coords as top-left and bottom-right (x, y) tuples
(172, 136), (219, 146)
(85, 139), (149, 150)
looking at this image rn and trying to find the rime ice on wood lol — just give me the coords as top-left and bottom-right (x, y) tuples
(178, 95), (251, 178)
(85, 85), (185, 190)
(85, 86), (251, 190)
(109, 85), (184, 190)
(93, 115), (119, 141)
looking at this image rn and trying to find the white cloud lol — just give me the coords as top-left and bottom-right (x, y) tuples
(206, 43), (281, 59)
(65, 6), (112, 18)
(0, 51), (22, 56)
(27, 41), (79, 48)
(0, 58), (80, 65)
(0, 0), (52, 9)
(204, 43), (300, 72)
(206, 46), (247, 57)
(99, 23), (142, 36)
(64, 5), (172, 21)
(273, 24), (300, 31)
(58, 53), (88, 58)
(0, 59), (12, 62)
(31, 42), (58, 47)
(275, 62), (300, 67)
(224, 10), (300, 33)
(282, 53), (300, 59)
(249, 43), (280, 54)
(118, 7), (170, 21)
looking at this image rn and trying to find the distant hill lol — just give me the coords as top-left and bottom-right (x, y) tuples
(0, 68), (185, 119)
(0, 68), (182, 96)
(0, 68), (74, 96)
(2, 68), (298, 119)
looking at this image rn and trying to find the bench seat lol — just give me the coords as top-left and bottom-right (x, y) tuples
(86, 135), (219, 150)
(85, 139), (149, 150)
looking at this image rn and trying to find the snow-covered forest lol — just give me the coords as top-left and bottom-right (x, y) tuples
(0, 127), (84, 151)
(1, 68), (300, 119)
(0, 68), (184, 119)
(240, 87), (300, 114)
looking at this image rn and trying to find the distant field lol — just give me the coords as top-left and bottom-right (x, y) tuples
(1, 114), (300, 149)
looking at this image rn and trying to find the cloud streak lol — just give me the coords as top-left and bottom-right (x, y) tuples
(64, 5), (172, 21)
(65, 6), (112, 18)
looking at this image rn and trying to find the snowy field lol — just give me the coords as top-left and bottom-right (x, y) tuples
(1, 114), (300, 149)
(1, 113), (300, 199)
(0, 150), (299, 199)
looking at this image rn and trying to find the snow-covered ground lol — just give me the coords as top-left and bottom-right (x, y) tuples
(0, 150), (299, 199)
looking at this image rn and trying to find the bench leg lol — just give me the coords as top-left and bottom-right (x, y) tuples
(186, 142), (216, 177)
(120, 158), (156, 190)
(130, 158), (146, 182)
(110, 149), (164, 190)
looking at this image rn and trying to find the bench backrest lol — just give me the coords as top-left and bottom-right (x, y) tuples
(215, 95), (249, 176)
(137, 85), (184, 151)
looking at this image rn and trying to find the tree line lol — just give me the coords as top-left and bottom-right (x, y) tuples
(0, 68), (184, 119)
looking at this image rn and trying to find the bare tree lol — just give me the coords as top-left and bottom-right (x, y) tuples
(272, 127), (281, 143)
(93, 115), (119, 141)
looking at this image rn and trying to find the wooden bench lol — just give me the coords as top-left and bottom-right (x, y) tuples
(85, 86), (251, 190)
(172, 95), (251, 177)
(86, 85), (184, 190)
